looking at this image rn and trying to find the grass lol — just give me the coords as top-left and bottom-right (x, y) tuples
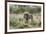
(10, 14), (41, 29)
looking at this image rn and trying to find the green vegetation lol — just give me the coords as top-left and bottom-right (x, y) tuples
(9, 5), (41, 29)
(10, 15), (41, 29)
(10, 5), (41, 14)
